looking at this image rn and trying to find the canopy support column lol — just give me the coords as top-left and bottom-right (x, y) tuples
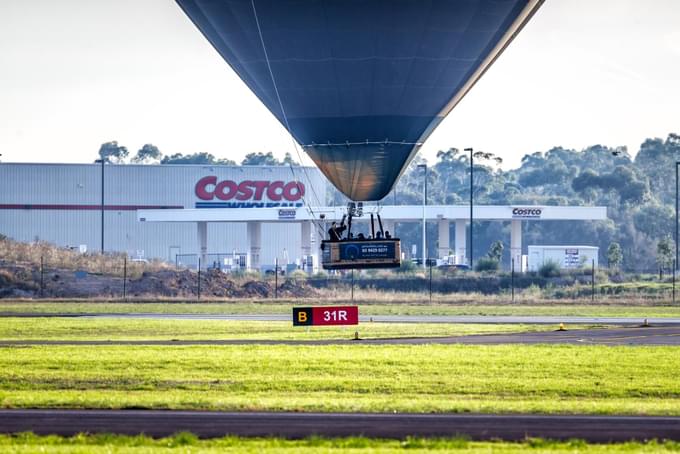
(301, 221), (312, 270)
(247, 221), (261, 270)
(438, 218), (450, 259)
(455, 220), (467, 265)
(197, 221), (208, 268)
(511, 220), (522, 272)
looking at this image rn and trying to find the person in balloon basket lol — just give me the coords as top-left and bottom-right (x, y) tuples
(328, 215), (347, 242)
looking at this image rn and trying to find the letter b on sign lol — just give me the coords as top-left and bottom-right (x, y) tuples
(293, 308), (312, 326)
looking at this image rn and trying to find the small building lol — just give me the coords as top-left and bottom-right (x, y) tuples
(527, 245), (599, 272)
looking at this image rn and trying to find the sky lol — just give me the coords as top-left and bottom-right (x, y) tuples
(1, 0), (679, 170)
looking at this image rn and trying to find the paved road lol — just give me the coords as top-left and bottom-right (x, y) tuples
(4, 312), (680, 325)
(2, 326), (680, 346)
(0, 410), (678, 442)
(89, 314), (680, 325)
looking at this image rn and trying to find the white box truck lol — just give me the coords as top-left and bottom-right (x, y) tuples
(527, 245), (598, 272)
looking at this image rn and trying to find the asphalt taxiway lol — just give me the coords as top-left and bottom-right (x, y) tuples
(0, 410), (678, 442)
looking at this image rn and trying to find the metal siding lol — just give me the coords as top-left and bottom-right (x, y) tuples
(0, 163), (327, 264)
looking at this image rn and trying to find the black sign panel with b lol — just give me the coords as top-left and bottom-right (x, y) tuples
(293, 307), (313, 326)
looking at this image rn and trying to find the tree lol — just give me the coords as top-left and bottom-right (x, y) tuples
(241, 151), (280, 166)
(656, 235), (674, 272)
(98, 141), (128, 163)
(131, 144), (162, 164)
(282, 152), (298, 165)
(633, 204), (673, 241)
(607, 242), (623, 269)
(487, 240), (504, 262)
(160, 152), (236, 165)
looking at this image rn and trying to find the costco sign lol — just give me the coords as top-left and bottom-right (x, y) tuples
(195, 176), (305, 208)
(512, 207), (543, 219)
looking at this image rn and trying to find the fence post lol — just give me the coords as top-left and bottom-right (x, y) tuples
(673, 259), (676, 304)
(511, 258), (515, 303)
(351, 269), (354, 301)
(591, 259), (595, 302)
(197, 258), (201, 301)
(123, 256), (127, 300)
(275, 257), (278, 299)
(429, 262), (432, 303)
(40, 255), (44, 297)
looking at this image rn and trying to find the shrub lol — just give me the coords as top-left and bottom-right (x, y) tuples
(474, 257), (499, 272)
(538, 260), (561, 278)
(287, 269), (309, 280)
(396, 260), (418, 274)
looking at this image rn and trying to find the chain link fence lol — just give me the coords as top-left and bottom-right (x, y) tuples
(0, 250), (677, 302)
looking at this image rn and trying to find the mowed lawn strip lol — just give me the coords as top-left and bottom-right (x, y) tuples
(1, 344), (679, 415)
(0, 318), (556, 341)
(2, 433), (680, 453)
(1, 301), (679, 317)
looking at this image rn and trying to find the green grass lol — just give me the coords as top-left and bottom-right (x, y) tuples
(1, 344), (679, 415)
(0, 318), (554, 341)
(2, 433), (680, 453)
(1, 300), (680, 317)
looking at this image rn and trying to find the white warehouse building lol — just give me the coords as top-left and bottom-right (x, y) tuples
(0, 163), (327, 267)
(0, 163), (607, 271)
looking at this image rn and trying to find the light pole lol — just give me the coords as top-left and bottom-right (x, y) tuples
(94, 158), (107, 253)
(676, 161), (679, 272)
(417, 164), (427, 268)
(464, 147), (474, 268)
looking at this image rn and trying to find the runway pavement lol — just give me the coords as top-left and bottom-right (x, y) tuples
(4, 312), (680, 325)
(0, 410), (679, 441)
(2, 326), (679, 346)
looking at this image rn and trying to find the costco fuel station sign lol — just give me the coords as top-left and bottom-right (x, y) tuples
(195, 176), (305, 208)
(512, 207), (543, 219)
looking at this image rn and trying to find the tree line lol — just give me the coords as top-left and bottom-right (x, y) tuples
(97, 133), (680, 272)
(96, 142), (298, 166)
(375, 133), (679, 272)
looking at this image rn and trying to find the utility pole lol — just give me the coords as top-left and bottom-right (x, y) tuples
(417, 164), (428, 268)
(464, 148), (474, 268)
(95, 158), (106, 253)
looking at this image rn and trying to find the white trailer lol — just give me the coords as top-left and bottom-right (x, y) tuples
(527, 245), (599, 272)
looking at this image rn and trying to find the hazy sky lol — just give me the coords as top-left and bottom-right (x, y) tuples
(1, 0), (679, 169)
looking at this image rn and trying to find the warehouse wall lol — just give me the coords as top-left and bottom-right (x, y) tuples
(0, 163), (326, 266)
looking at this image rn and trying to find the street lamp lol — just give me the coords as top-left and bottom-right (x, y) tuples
(676, 161), (679, 271)
(94, 158), (107, 253)
(464, 147), (474, 267)
(417, 164), (428, 269)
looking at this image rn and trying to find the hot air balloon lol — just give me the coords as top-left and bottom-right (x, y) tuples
(176, 0), (543, 202)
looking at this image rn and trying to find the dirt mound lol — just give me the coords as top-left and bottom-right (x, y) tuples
(0, 262), (318, 299)
(278, 279), (315, 298)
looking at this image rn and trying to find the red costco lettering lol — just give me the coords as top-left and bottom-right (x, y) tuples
(252, 181), (269, 200)
(267, 181), (285, 201)
(236, 181), (254, 201)
(283, 182), (304, 201)
(216, 180), (238, 200)
(195, 178), (305, 202)
(195, 176), (217, 200)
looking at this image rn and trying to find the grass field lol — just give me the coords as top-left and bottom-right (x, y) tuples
(1, 300), (680, 318)
(2, 433), (680, 453)
(1, 344), (679, 415)
(0, 318), (556, 341)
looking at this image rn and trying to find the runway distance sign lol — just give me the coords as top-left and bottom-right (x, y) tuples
(293, 306), (359, 326)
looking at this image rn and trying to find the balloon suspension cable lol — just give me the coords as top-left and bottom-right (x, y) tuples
(250, 0), (326, 238)
(303, 140), (423, 148)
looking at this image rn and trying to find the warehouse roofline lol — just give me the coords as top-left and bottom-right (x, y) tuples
(138, 205), (607, 223)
